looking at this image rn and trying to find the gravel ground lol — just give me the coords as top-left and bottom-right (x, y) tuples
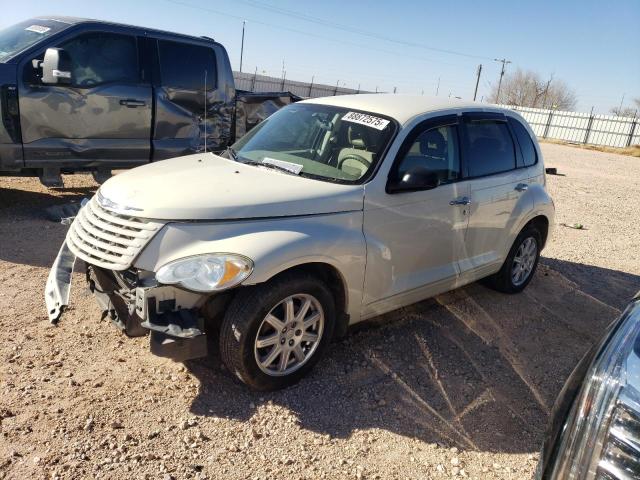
(1, 143), (639, 480)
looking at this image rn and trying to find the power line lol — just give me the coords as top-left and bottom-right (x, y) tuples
(162, 0), (477, 69)
(232, 0), (494, 61)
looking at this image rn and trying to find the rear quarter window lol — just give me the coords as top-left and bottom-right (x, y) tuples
(508, 117), (538, 167)
(158, 40), (216, 91)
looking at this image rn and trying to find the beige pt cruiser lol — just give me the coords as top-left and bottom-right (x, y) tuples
(45, 94), (555, 390)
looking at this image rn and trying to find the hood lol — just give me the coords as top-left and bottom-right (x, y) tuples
(99, 153), (365, 220)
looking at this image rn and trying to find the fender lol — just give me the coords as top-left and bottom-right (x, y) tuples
(134, 211), (367, 321)
(509, 176), (555, 247)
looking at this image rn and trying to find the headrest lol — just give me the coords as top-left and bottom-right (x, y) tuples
(348, 125), (367, 149)
(419, 129), (446, 156)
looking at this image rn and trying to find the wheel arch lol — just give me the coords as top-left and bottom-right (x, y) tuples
(526, 214), (550, 249)
(259, 261), (351, 338)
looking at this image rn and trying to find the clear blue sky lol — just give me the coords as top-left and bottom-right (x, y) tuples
(2, 0), (638, 113)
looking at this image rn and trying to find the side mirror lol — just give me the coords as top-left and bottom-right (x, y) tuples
(39, 48), (72, 85)
(388, 167), (440, 193)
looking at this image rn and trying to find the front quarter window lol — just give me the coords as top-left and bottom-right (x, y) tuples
(231, 104), (396, 183)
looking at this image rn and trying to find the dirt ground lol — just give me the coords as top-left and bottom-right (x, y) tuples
(1, 143), (639, 480)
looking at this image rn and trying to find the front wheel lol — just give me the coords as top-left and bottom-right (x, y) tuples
(219, 272), (335, 390)
(484, 226), (542, 293)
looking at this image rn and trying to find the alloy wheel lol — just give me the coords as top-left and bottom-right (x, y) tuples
(254, 294), (325, 376)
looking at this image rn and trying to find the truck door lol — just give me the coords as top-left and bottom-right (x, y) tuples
(152, 39), (234, 159)
(18, 31), (152, 169)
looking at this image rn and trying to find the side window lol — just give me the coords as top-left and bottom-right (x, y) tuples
(508, 117), (537, 167)
(59, 32), (138, 87)
(158, 40), (216, 90)
(464, 119), (516, 177)
(396, 125), (461, 184)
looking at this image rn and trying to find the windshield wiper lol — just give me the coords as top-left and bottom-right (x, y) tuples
(242, 160), (302, 176)
(226, 146), (238, 161)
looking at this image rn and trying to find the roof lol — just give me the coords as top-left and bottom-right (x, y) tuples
(31, 16), (214, 43)
(302, 94), (502, 125)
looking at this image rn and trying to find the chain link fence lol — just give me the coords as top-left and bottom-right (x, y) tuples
(233, 71), (370, 98)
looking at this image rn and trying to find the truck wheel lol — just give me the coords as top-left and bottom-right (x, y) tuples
(484, 225), (542, 294)
(219, 272), (336, 390)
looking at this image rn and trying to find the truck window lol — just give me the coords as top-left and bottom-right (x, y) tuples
(158, 40), (216, 91)
(0, 19), (69, 62)
(59, 32), (138, 87)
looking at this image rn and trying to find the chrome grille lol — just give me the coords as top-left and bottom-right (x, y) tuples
(67, 196), (164, 271)
(597, 400), (640, 479)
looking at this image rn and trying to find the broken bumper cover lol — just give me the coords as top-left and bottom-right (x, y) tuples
(44, 241), (76, 323)
(44, 241), (209, 361)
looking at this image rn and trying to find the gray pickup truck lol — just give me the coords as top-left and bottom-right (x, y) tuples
(0, 16), (297, 186)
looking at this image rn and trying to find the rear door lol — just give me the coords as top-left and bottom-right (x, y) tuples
(152, 39), (221, 160)
(458, 112), (533, 278)
(18, 30), (152, 167)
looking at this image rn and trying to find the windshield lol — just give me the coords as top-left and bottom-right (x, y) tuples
(0, 19), (69, 62)
(230, 103), (396, 183)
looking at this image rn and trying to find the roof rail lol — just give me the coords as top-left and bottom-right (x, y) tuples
(200, 35), (215, 41)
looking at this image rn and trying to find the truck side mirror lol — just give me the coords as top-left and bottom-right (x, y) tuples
(40, 48), (72, 85)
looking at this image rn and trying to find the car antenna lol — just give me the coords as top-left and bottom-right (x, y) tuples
(203, 69), (207, 153)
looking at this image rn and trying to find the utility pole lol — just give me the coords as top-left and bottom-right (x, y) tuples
(308, 75), (314, 97)
(435, 77), (440, 96)
(239, 20), (246, 72)
(618, 93), (626, 115)
(494, 58), (511, 103)
(473, 64), (482, 101)
(541, 75), (553, 109)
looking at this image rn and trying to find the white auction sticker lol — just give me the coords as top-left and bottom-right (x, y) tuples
(341, 111), (390, 130)
(25, 25), (51, 34)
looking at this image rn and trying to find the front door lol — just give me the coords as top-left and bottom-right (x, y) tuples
(19, 31), (152, 168)
(362, 115), (469, 318)
(458, 112), (533, 278)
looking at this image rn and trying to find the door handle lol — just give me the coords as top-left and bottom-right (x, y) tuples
(119, 99), (146, 107)
(515, 183), (528, 192)
(450, 196), (471, 206)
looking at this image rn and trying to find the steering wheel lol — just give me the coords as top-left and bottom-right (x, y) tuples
(338, 153), (371, 170)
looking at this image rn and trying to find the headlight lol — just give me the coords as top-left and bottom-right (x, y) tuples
(155, 254), (253, 292)
(548, 299), (640, 479)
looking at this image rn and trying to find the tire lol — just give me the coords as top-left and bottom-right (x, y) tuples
(219, 271), (336, 391)
(483, 225), (542, 294)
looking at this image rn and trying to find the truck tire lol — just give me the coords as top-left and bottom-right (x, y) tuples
(483, 225), (542, 294)
(219, 271), (336, 391)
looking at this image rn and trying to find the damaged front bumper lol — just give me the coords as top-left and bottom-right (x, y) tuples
(44, 240), (210, 361)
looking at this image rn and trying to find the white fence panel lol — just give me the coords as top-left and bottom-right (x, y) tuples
(501, 104), (639, 148)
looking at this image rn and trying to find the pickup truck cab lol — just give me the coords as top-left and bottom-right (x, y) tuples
(0, 16), (238, 186)
(45, 94), (555, 390)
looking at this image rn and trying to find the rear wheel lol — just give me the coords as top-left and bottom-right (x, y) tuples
(484, 225), (542, 293)
(219, 272), (335, 390)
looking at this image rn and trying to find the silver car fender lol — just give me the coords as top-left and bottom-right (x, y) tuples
(134, 211), (367, 321)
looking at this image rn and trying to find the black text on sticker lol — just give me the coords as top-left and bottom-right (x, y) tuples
(342, 111), (390, 130)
